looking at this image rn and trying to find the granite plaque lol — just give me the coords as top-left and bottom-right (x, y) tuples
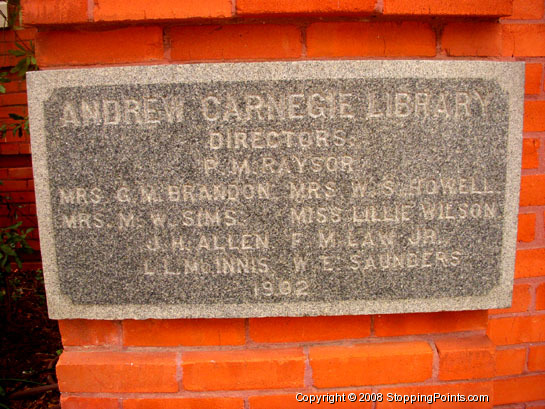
(27, 61), (524, 319)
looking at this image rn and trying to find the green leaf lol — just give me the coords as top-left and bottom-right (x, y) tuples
(15, 42), (27, 51)
(0, 245), (16, 256)
(7, 221), (22, 230)
(10, 58), (28, 77)
(0, 85), (5, 93)
(8, 49), (25, 57)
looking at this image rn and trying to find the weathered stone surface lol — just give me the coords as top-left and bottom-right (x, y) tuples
(27, 61), (524, 319)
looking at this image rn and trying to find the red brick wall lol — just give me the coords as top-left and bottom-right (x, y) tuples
(13, 0), (545, 407)
(0, 27), (39, 252)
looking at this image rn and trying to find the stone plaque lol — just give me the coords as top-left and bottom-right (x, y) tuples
(27, 61), (524, 319)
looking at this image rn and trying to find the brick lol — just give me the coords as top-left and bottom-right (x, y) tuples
(27, 239), (40, 251)
(0, 106), (28, 118)
(377, 382), (493, 408)
(20, 216), (37, 228)
(520, 175), (545, 206)
(310, 341), (432, 387)
(60, 397), (119, 409)
(0, 180), (27, 191)
(23, 261), (42, 270)
(0, 205), (13, 215)
(18, 143), (30, 154)
(7, 167), (33, 179)
(0, 41), (18, 54)
(494, 374), (545, 405)
(183, 348), (304, 391)
(0, 108), (27, 121)
(24, 215), (38, 226)
(0, 92), (28, 106)
(1, 191), (35, 203)
(505, 0), (544, 20)
(442, 23), (502, 56)
(528, 345), (545, 371)
(169, 24), (301, 61)
(489, 283), (531, 314)
(306, 22), (435, 58)
(0, 141), (29, 152)
(123, 318), (245, 346)
(16, 204), (36, 216)
(2, 78), (26, 94)
(57, 351), (178, 392)
(0, 154), (30, 168)
(0, 28), (36, 43)
(58, 319), (120, 346)
(517, 213), (536, 242)
(36, 27), (163, 67)
(515, 248), (545, 278)
(94, 0), (231, 22)
(488, 315), (545, 345)
(522, 139), (540, 170)
(0, 201), (10, 213)
(236, 0), (376, 16)
(0, 217), (13, 226)
(0, 137), (29, 147)
(383, 0), (511, 16)
(2, 84), (26, 95)
(0, 54), (18, 67)
(435, 335), (495, 381)
(525, 64), (543, 95)
(124, 398), (244, 409)
(537, 282), (545, 310)
(495, 348), (526, 376)
(249, 393), (372, 409)
(249, 315), (371, 343)
(503, 24), (545, 57)
(21, 0), (88, 25)
(0, 214), (16, 225)
(0, 143), (19, 155)
(0, 113), (28, 123)
(524, 101), (545, 132)
(374, 310), (487, 336)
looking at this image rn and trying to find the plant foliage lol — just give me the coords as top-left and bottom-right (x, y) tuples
(0, 0), (36, 139)
(0, 0), (36, 314)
